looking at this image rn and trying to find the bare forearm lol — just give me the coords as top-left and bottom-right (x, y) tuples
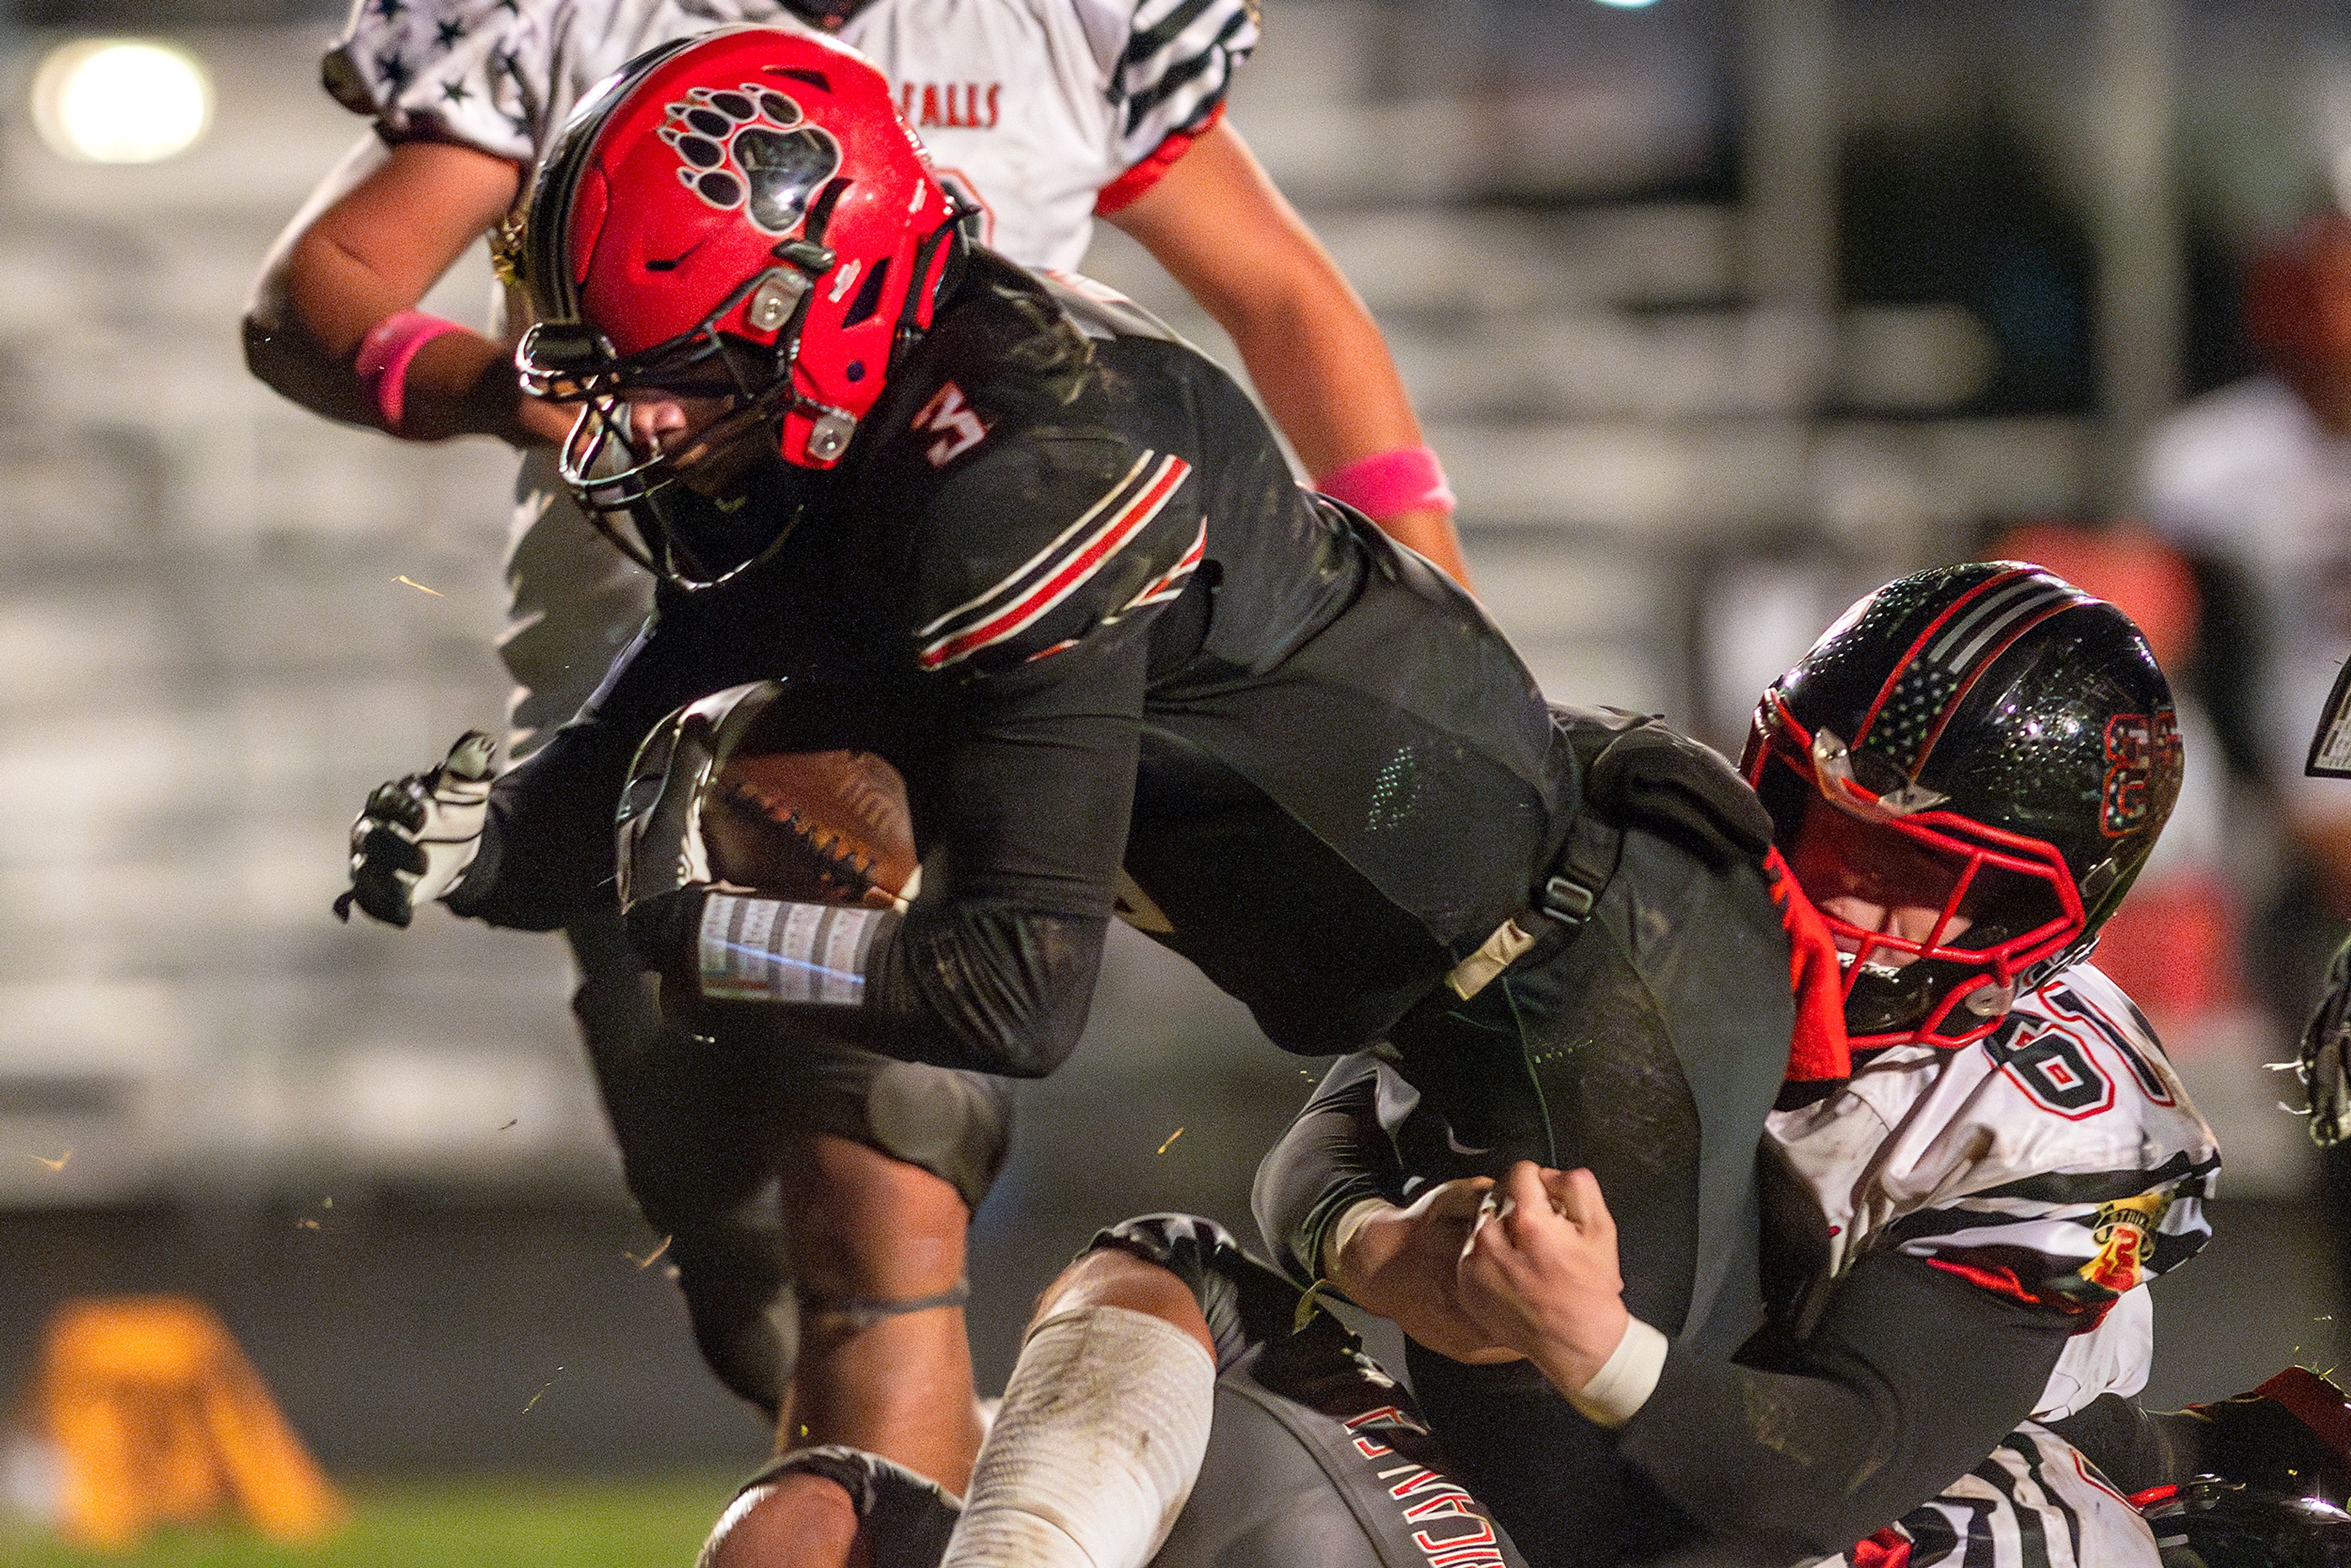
(244, 134), (557, 446)
(1111, 121), (1471, 588)
(246, 304), (560, 447)
(1210, 275), (1421, 478)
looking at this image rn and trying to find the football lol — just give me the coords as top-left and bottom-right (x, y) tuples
(700, 748), (920, 910)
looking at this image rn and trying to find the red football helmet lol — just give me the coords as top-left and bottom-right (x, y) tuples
(516, 27), (961, 585)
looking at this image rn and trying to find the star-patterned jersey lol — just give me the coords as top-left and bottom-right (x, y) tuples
(1763, 960), (2219, 1422)
(320, 0), (1260, 755)
(324, 0), (1258, 273)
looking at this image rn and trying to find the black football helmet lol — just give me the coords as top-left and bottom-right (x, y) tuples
(1742, 562), (2183, 1051)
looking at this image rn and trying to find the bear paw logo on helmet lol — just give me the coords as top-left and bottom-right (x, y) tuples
(659, 84), (842, 236)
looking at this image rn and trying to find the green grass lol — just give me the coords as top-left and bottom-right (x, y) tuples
(0, 1474), (741, 1568)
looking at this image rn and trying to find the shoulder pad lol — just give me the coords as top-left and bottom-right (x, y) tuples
(911, 444), (1203, 677)
(1036, 269), (1184, 345)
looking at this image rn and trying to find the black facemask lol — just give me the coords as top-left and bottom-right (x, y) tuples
(777, 0), (877, 29)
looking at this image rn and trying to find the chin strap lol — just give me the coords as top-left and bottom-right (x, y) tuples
(1769, 848), (1853, 1085)
(892, 203), (970, 362)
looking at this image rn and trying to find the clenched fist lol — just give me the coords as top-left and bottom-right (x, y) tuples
(336, 732), (498, 928)
(1330, 1179), (1521, 1365)
(1456, 1161), (1630, 1394)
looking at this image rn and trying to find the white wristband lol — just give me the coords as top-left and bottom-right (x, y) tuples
(1567, 1316), (1667, 1429)
(1321, 1196), (1393, 1280)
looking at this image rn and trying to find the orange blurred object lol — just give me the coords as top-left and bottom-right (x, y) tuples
(1989, 520), (2238, 1037)
(2087, 872), (2243, 1033)
(28, 1296), (344, 1550)
(2244, 211), (2351, 375)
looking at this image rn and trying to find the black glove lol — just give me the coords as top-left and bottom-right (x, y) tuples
(1563, 707), (1774, 869)
(2302, 929), (2351, 1147)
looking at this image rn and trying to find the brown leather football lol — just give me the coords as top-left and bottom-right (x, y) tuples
(701, 748), (918, 909)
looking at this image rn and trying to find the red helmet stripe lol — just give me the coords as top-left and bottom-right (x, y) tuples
(1910, 594), (2086, 771)
(1852, 567), (2033, 752)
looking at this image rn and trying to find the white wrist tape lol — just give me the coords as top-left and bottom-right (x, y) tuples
(698, 892), (884, 1005)
(1322, 1196), (1393, 1280)
(1567, 1316), (1667, 1429)
(939, 1305), (1215, 1568)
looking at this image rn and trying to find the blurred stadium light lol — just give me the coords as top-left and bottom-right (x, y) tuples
(29, 38), (212, 164)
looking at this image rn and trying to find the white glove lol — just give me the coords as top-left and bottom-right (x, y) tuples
(336, 732), (498, 928)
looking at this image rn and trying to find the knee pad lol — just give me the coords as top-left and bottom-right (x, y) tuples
(1087, 1215), (1340, 1371)
(858, 1059), (1015, 1217)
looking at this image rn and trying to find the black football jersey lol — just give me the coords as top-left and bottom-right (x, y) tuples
(458, 252), (1569, 1071)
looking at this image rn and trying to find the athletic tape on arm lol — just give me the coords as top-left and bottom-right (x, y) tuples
(699, 891), (889, 1005)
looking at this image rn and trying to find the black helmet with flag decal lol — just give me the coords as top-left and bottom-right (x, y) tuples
(1742, 562), (2183, 1051)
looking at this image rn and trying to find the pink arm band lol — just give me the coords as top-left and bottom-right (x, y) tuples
(354, 309), (467, 432)
(1314, 445), (1457, 520)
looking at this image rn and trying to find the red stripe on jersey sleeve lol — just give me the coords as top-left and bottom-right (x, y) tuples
(1095, 103), (1226, 217)
(918, 457), (1190, 670)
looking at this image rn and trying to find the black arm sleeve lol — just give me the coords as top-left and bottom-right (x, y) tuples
(700, 636), (1150, 1078)
(2042, 1394), (2209, 1495)
(451, 607), (744, 930)
(1615, 1250), (2078, 1564)
(1251, 1052), (1407, 1288)
(2046, 1387), (2339, 1498)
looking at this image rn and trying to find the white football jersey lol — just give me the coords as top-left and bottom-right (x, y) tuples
(1764, 961), (2219, 1422)
(320, 0), (1259, 752)
(1822, 1422), (2163, 1568)
(2140, 376), (2351, 817)
(324, 0), (1259, 271)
